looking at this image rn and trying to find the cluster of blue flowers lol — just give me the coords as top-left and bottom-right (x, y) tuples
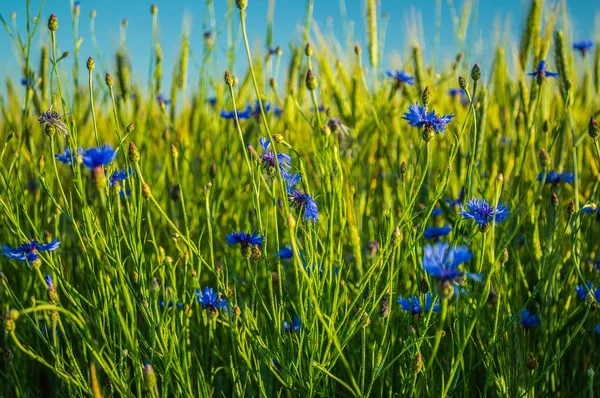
(56, 145), (117, 170)
(537, 170), (575, 185)
(220, 100), (276, 120)
(397, 292), (440, 315)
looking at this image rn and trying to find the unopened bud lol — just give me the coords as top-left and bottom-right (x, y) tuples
(354, 44), (361, 55)
(126, 122), (134, 134)
(128, 142), (140, 163)
(589, 116), (600, 139)
(142, 183), (151, 199)
(458, 76), (468, 90)
(86, 57), (95, 71)
(305, 43), (313, 57)
(235, 0), (248, 10)
(500, 248), (509, 264)
(150, 3), (158, 15)
(224, 71), (234, 87)
(305, 69), (318, 91)
(105, 73), (113, 87)
(539, 149), (551, 169)
(471, 64), (481, 81)
(48, 14), (59, 31)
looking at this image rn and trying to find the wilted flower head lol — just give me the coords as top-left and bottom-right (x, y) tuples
(1, 239), (60, 264)
(459, 198), (509, 231)
(402, 102), (454, 134)
(397, 292), (440, 315)
(386, 70), (414, 86)
(259, 137), (292, 177)
(520, 309), (539, 328)
(528, 60), (559, 79)
(422, 242), (479, 282)
(81, 146), (116, 169)
(573, 40), (594, 56)
(38, 105), (68, 136)
(537, 170), (574, 185)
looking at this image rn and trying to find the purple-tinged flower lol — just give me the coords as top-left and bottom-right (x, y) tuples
(573, 40), (594, 56)
(528, 60), (559, 79)
(459, 198), (510, 232)
(448, 88), (466, 98)
(196, 287), (227, 310)
(283, 315), (301, 332)
(424, 225), (452, 240)
(576, 282), (594, 300)
(259, 137), (292, 177)
(386, 70), (414, 86)
(422, 242), (479, 282)
(520, 309), (539, 328)
(1, 239), (60, 264)
(402, 102), (454, 134)
(38, 105), (68, 136)
(289, 190), (319, 222)
(537, 170), (574, 185)
(397, 292), (440, 315)
(110, 168), (134, 187)
(157, 93), (171, 106)
(81, 146), (116, 169)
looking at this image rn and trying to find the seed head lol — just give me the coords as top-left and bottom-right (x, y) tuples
(458, 76), (468, 90)
(86, 56), (95, 71)
(471, 64), (481, 81)
(539, 149), (551, 169)
(589, 116), (600, 139)
(126, 122), (134, 134)
(48, 14), (59, 32)
(128, 142), (140, 164)
(305, 69), (318, 91)
(105, 73), (113, 87)
(224, 71), (234, 87)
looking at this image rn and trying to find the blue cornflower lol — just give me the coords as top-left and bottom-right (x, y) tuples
(424, 225), (452, 239)
(81, 146), (116, 169)
(274, 106), (283, 117)
(38, 105), (68, 136)
(431, 207), (444, 216)
(250, 99), (271, 119)
(448, 88), (466, 98)
(276, 246), (293, 259)
(520, 309), (539, 328)
(459, 198), (510, 232)
(55, 147), (80, 166)
(206, 97), (217, 107)
(283, 315), (301, 332)
(259, 137), (292, 177)
(110, 168), (134, 187)
(220, 106), (252, 120)
(595, 324), (600, 335)
(528, 60), (559, 79)
(402, 102), (454, 134)
(397, 292), (440, 315)
(284, 173), (302, 193)
(582, 205), (599, 215)
(196, 287), (227, 310)
(226, 231), (264, 247)
(289, 190), (319, 222)
(386, 70), (414, 86)
(573, 40), (594, 56)
(422, 242), (479, 282)
(537, 170), (574, 185)
(576, 282), (594, 300)
(45, 274), (55, 291)
(1, 239), (60, 264)
(157, 93), (171, 106)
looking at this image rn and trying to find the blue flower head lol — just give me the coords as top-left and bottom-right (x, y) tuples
(196, 287), (227, 311)
(422, 242), (479, 283)
(520, 309), (539, 328)
(459, 198), (509, 232)
(81, 146), (116, 169)
(276, 246), (293, 260)
(220, 105), (252, 120)
(448, 88), (466, 98)
(397, 292), (440, 315)
(402, 102), (454, 134)
(573, 40), (594, 56)
(528, 60), (559, 79)
(424, 225), (452, 240)
(537, 170), (574, 185)
(157, 93), (171, 106)
(283, 315), (301, 332)
(251, 99), (271, 119)
(595, 324), (600, 335)
(431, 207), (444, 216)
(284, 173), (302, 193)
(386, 70), (414, 86)
(55, 147), (81, 166)
(226, 231), (264, 248)
(45, 274), (55, 291)
(1, 239), (60, 264)
(110, 168), (134, 187)
(576, 282), (594, 300)
(289, 190), (319, 222)
(259, 137), (292, 177)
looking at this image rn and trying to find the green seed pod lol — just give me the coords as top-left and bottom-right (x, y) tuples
(458, 76), (468, 90)
(105, 73), (113, 87)
(126, 122), (134, 134)
(45, 124), (56, 137)
(48, 14), (59, 32)
(143, 363), (157, 389)
(150, 3), (158, 15)
(236, 0), (248, 10)
(86, 56), (95, 71)
(500, 248), (509, 264)
(305, 42), (313, 57)
(128, 142), (140, 164)
(305, 69), (317, 91)
(142, 183), (151, 199)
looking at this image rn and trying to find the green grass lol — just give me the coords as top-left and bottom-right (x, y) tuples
(1, 0), (600, 396)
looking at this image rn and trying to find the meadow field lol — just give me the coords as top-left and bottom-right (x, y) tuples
(0, 0), (599, 396)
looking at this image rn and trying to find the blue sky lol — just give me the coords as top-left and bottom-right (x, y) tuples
(0, 0), (596, 95)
